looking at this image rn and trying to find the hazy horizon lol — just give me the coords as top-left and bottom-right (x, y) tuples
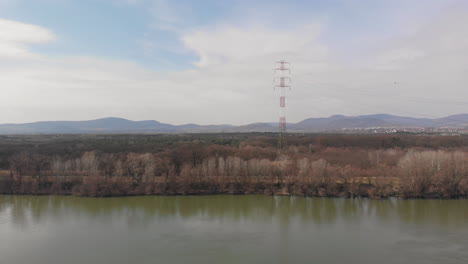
(2, 113), (468, 127)
(1, 0), (468, 125)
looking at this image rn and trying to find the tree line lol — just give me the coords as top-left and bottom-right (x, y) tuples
(0, 134), (467, 198)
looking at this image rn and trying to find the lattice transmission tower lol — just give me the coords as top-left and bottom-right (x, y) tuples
(274, 60), (291, 150)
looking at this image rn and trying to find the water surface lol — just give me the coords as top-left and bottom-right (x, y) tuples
(0, 196), (467, 264)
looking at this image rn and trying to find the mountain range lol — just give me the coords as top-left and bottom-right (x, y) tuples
(0, 114), (468, 134)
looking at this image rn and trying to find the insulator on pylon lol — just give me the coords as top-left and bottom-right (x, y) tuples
(280, 96), (285, 107)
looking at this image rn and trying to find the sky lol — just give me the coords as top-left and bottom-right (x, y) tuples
(0, 0), (467, 125)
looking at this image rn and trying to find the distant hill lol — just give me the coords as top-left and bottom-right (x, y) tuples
(0, 117), (177, 134)
(433, 114), (468, 127)
(292, 114), (440, 131)
(0, 114), (467, 134)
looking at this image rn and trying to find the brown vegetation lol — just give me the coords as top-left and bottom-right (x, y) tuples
(0, 134), (467, 198)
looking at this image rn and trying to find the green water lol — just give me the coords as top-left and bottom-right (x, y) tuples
(0, 196), (467, 264)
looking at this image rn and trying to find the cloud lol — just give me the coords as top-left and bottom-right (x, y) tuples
(150, 0), (181, 31)
(0, 19), (55, 59)
(1, 4), (468, 125)
(115, 0), (185, 32)
(182, 24), (327, 67)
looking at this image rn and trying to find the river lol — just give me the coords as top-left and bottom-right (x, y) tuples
(0, 195), (467, 264)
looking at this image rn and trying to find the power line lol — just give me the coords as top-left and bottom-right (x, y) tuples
(303, 80), (468, 106)
(296, 82), (468, 125)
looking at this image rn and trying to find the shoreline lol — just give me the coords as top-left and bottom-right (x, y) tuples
(1, 175), (467, 199)
(1, 193), (467, 200)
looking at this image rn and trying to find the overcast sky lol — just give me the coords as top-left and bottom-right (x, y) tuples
(0, 0), (467, 125)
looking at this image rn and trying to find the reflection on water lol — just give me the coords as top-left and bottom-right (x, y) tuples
(0, 196), (467, 264)
(1, 196), (467, 229)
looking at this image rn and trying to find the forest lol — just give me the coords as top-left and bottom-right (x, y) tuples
(0, 133), (467, 198)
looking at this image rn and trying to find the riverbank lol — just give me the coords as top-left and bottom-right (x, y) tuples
(1, 134), (467, 198)
(1, 174), (466, 199)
